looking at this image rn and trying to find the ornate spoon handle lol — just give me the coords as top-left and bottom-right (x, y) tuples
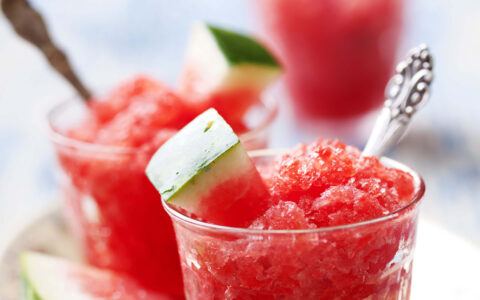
(2, 0), (91, 100)
(363, 44), (434, 157)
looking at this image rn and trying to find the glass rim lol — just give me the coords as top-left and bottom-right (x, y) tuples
(163, 149), (425, 235)
(47, 92), (279, 154)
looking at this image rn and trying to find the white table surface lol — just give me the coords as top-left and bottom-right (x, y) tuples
(412, 219), (480, 299)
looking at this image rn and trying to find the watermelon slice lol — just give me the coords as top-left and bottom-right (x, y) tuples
(145, 108), (270, 227)
(179, 22), (282, 122)
(21, 252), (172, 300)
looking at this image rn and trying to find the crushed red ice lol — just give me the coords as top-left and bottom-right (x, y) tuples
(67, 76), (253, 153)
(251, 139), (416, 229)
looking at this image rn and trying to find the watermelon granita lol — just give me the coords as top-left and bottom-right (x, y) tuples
(48, 22), (280, 298)
(147, 116), (424, 299)
(49, 77), (193, 297)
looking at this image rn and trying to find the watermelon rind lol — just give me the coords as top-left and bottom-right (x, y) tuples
(146, 108), (255, 213)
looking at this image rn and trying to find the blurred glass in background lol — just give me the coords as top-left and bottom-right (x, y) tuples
(254, 0), (404, 119)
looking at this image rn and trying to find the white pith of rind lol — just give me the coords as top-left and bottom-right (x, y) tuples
(185, 22), (230, 93)
(22, 253), (102, 300)
(185, 22), (281, 93)
(168, 143), (252, 212)
(221, 64), (282, 90)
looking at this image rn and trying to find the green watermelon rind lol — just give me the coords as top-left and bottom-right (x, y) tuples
(206, 24), (280, 68)
(183, 22), (282, 92)
(21, 253), (46, 300)
(22, 276), (43, 300)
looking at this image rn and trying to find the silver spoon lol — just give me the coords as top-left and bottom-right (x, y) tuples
(363, 44), (434, 157)
(1, 0), (92, 100)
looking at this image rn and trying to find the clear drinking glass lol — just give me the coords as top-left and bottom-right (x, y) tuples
(253, 0), (404, 119)
(164, 150), (424, 299)
(47, 94), (278, 297)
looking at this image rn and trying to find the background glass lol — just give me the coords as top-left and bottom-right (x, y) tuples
(253, 0), (404, 119)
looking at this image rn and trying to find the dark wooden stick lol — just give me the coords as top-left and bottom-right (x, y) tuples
(2, 0), (92, 100)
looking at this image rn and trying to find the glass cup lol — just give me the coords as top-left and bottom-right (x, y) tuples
(47, 94), (277, 297)
(164, 150), (424, 299)
(253, 0), (404, 119)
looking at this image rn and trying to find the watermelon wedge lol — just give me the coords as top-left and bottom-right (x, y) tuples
(146, 108), (270, 227)
(179, 22), (282, 122)
(21, 252), (173, 300)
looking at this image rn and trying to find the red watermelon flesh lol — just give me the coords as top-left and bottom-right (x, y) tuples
(179, 66), (261, 125)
